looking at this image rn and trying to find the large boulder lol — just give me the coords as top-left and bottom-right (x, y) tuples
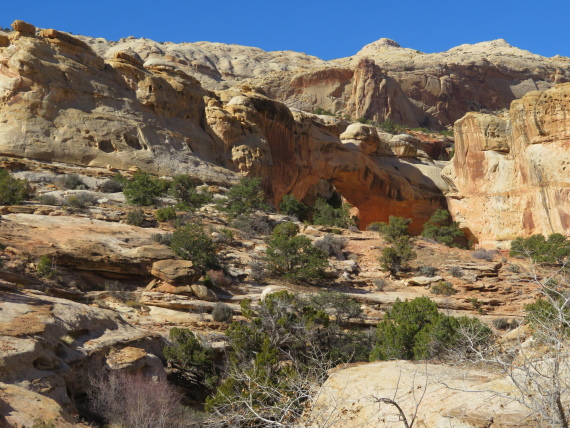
(191, 284), (219, 302)
(151, 259), (202, 285)
(307, 360), (533, 427)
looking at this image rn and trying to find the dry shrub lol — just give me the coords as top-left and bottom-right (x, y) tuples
(89, 371), (197, 428)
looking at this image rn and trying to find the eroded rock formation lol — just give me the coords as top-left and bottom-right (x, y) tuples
(71, 29), (570, 129)
(0, 22), (449, 230)
(444, 83), (570, 246)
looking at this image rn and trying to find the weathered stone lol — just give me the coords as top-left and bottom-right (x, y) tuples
(106, 347), (166, 380)
(11, 20), (35, 35)
(444, 83), (570, 246)
(307, 361), (534, 427)
(151, 259), (201, 285)
(406, 275), (443, 286)
(191, 284), (219, 302)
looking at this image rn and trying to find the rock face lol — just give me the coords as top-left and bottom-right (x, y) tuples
(0, 24), (235, 183)
(0, 23), (447, 229)
(443, 83), (570, 246)
(308, 360), (533, 427)
(76, 31), (570, 129)
(0, 291), (165, 423)
(151, 259), (202, 285)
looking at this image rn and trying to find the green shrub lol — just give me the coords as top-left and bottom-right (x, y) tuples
(230, 214), (274, 236)
(279, 194), (309, 221)
(55, 173), (87, 190)
(366, 222), (384, 232)
(211, 302), (233, 322)
(37, 254), (56, 279)
(170, 223), (217, 269)
(206, 291), (374, 424)
(377, 216), (412, 244)
(450, 266), (463, 277)
(370, 297), (491, 361)
(36, 194), (60, 205)
(430, 281), (457, 296)
(373, 278), (387, 291)
(304, 291), (363, 326)
(378, 119), (407, 134)
(218, 177), (267, 218)
(155, 206), (177, 222)
(0, 168), (30, 205)
(123, 171), (168, 206)
(164, 327), (218, 393)
(472, 249), (496, 261)
(65, 192), (98, 209)
(421, 209), (465, 247)
(126, 208), (146, 226)
(151, 233), (172, 246)
(312, 197), (355, 228)
(468, 297), (485, 314)
(379, 237), (416, 275)
(264, 222), (328, 282)
(168, 175), (212, 210)
(510, 233), (570, 265)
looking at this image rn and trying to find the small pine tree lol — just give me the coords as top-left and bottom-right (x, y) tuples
(219, 177), (267, 218)
(279, 195), (309, 221)
(0, 168), (30, 205)
(265, 222), (328, 282)
(421, 209), (465, 247)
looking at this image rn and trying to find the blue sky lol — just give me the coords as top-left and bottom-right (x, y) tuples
(3, 0), (568, 60)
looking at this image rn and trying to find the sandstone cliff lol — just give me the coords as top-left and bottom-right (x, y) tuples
(0, 22), (448, 231)
(443, 83), (570, 247)
(75, 32), (570, 129)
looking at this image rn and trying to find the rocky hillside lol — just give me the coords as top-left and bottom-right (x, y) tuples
(78, 34), (570, 129)
(0, 158), (543, 426)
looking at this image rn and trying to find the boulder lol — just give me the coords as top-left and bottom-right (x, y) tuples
(405, 275), (443, 286)
(307, 361), (532, 427)
(11, 20), (35, 35)
(106, 347), (166, 381)
(151, 259), (202, 285)
(340, 123), (392, 156)
(191, 284), (219, 302)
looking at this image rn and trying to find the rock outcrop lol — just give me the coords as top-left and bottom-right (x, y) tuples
(74, 32), (570, 129)
(0, 23), (234, 183)
(0, 291), (165, 423)
(0, 22), (448, 229)
(308, 360), (533, 427)
(444, 83), (570, 246)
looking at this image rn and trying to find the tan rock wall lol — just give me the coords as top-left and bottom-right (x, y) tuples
(445, 83), (570, 246)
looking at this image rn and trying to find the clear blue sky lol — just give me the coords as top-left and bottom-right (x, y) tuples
(3, 0), (569, 60)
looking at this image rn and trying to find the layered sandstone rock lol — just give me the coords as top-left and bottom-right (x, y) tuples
(444, 83), (570, 246)
(0, 23), (235, 183)
(75, 30), (570, 129)
(307, 360), (533, 427)
(0, 291), (165, 422)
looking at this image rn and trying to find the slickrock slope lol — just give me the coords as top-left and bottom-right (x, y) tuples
(78, 33), (570, 128)
(443, 82), (570, 246)
(308, 360), (533, 427)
